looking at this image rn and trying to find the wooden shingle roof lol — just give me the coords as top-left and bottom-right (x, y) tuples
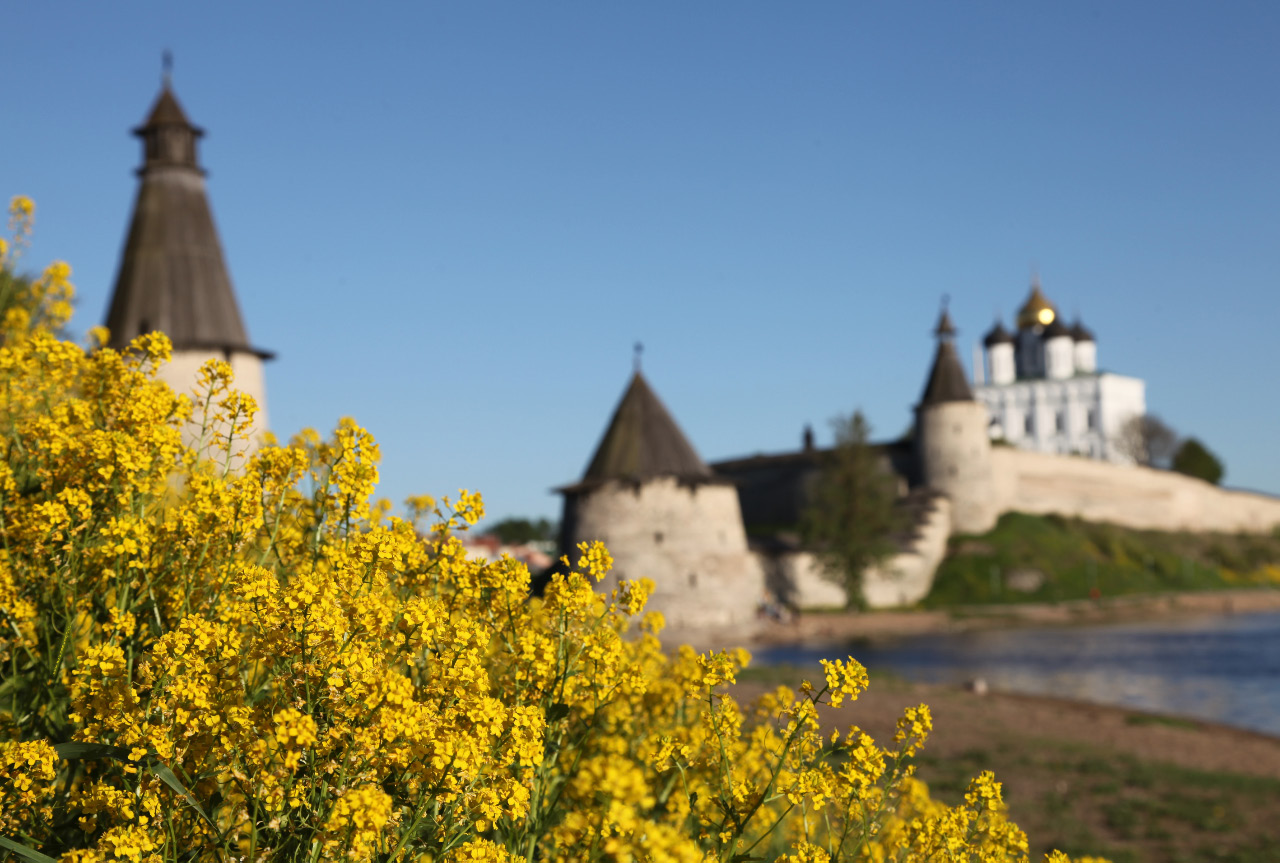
(920, 339), (974, 405)
(575, 372), (714, 486)
(105, 85), (269, 358)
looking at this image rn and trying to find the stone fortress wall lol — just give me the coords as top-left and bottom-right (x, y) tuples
(162, 349), (271, 455)
(990, 447), (1280, 535)
(565, 477), (765, 632)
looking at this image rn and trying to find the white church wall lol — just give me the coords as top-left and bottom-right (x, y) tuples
(976, 372), (1143, 462)
(1097, 373), (1146, 461)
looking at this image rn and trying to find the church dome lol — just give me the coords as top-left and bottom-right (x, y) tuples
(983, 319), (1014, 347)
(1016, 280), (1059, 329)
(1042, 317), (1071, 339)
(1070, 318), (1095, 342)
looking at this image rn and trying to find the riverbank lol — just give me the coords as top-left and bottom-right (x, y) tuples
(747, 586), (1280, 649)
(733, 672), (1280, 862)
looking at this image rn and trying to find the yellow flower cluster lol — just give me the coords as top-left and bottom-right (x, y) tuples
(0, 200), (1110, 862)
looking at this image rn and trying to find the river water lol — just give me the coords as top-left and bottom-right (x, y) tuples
(755, 610), (1280, 738)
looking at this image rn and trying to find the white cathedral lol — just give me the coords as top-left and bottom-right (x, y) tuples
(972, 279), (1145, 462)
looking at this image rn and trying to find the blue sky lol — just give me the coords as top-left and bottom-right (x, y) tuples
(6, 2), (1279, 520)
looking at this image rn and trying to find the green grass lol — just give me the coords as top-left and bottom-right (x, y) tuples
(921, 512), (1280, 607)
(915, 739), (1280, 863)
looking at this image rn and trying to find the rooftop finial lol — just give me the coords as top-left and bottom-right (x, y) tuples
(934, 294), (957, 339)
(162, 50), (173, 88)
(633, 341), (644, 374)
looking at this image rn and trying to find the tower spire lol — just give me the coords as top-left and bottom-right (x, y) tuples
(161, 50), (173, 89)
(933, 293), (957, 340)
(105, 80), (269, 359)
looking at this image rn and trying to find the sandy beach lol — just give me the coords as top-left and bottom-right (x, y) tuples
(746, 586), (1280, 648)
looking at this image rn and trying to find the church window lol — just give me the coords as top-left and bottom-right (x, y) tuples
(1055, 411), (1066, 433)
(688, 573), (698, 588)
(1087, 409), (1098, 430)
(1025, 414), (1034, 435)
(654, 531), (664, 545)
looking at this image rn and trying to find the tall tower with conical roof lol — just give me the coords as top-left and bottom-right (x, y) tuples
(916, 304), (998, 534)
(106, 73), (271, 449)
(558, 370), (764, 634)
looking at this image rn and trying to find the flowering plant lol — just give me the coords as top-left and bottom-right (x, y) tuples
(0, 197), (1104, 863)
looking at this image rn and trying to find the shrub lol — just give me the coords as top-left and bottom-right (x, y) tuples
(1171, 438), (1225, 486)
(0, 197), (1101, 862)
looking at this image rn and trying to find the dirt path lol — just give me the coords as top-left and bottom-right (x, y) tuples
(731, 675), (1280, 861)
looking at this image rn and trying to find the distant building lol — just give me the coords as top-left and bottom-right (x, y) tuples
(973, 278), (1144, 461)
(556, 371), (766, 634)
(105, 76), (272, 450)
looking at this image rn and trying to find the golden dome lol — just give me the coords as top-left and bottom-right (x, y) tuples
(1016, 280), (1058, 329)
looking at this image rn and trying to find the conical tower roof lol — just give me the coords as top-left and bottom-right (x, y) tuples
(578, 372), (713, 485)
(920, 340), (975, 405)
(105, 83), (269, 357)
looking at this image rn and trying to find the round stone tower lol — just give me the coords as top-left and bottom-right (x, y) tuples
(105, 73), (272, 456)
(558, 370), (764, 634)
(916, 306), (998, 535)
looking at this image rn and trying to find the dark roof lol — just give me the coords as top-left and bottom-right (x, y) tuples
(920, 339), (974, 405)
(1042, 318), (1072, 339)
(983, 319), (1014, 347)
(135, 87), (201, 133)
(105, 85), (268, 357)
(574, 372), (713, 486)
(934, 307), (957, 338)
(1070, 318), (1095, 342)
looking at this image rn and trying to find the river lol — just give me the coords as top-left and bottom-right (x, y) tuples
(755, 610), (1280, 738)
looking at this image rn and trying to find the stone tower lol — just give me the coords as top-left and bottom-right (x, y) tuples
(916, 306), (998, 534)
(105, 76), (271, 449)
(558, 371), (764, 633)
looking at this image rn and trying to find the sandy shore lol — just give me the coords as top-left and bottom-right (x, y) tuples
(745, 586), (1280, 649)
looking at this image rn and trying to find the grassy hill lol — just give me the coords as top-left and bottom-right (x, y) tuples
(922, 512), (1280, 608)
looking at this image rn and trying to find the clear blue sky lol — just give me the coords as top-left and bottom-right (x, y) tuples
(7, 2), (1280, 521)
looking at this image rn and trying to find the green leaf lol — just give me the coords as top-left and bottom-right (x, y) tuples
(145, 759), (211, 823)
(54, 742), (128, 760)
(545, 702), (571, 722)
(53, 742), (212, 825)
(0, 835), (57, 863)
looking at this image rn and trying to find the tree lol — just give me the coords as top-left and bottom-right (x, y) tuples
(487, 516), (557, 544)
(801, 411), (905, 608)
(1172, 437), (1225, 485)
(1115, 413), (1178, 468)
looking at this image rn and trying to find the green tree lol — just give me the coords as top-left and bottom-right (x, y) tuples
(802, 411), (905, 609)
(1172, 437), (1225, 485)
(487, 516), (557, 544)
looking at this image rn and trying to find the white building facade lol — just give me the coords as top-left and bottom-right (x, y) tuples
(973, 280), (1145, 462)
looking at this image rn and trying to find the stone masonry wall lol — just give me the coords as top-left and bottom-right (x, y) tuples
(990, 448), (1280, 533)
(565, 478), (765, 633)
(762, 497), (953, 611)
(165, 349), (270, 456)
